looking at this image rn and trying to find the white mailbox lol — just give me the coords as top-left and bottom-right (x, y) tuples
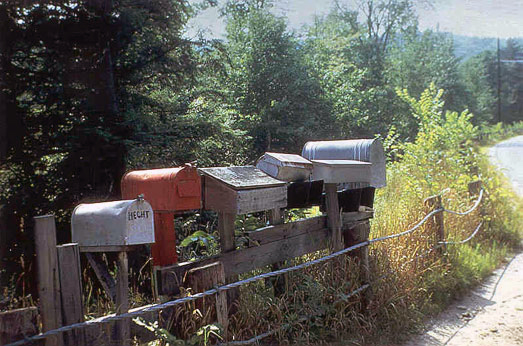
(256, 152), (313, 182)
(310, 159), (372, 184)
(71, 199), (155, 247)
(302, 139), (386, 188)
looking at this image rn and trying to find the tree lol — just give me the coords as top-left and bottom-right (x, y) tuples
(223, 2), (333, 157)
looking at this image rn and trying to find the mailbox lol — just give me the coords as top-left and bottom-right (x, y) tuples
(301, 139), (386, 188)
(309, 159), (372, 184)
(198, 166), (287, 215)
(71, 199), (154, 248)
(121, 165), (201, 266)
(256, 152), (313, 182)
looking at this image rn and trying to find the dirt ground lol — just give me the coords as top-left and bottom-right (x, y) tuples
(403, 136), (523, 346)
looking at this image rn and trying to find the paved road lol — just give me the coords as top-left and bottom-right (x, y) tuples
(403, 136), (523, 346)
(489, 135), (523, 195)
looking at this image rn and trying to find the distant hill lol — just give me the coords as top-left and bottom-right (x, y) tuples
(452, 35), (523, 60)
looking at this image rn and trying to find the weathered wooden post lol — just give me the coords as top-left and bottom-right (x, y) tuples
(424, 195), (445, 256)
(34, 215), (64, 346)
(268, 208), (286, 296)
(56, 243), (85, 345)
(468, 180), (483, 197)
(325, 184), (343, 252)
(184, 262), (228, 340)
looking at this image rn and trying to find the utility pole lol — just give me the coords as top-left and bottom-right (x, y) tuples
(497, 37), (501, 124)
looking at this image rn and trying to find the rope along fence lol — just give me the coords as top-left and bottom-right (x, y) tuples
(6, 188), (485, 346)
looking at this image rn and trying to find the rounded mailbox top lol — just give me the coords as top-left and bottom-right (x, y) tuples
(71, 199), (155, 247)
(302, 139), (386, 188)
(120, 165), (201, 211)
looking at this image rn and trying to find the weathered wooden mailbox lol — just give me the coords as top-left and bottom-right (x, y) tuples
(121, 165), (201, 266)
(71, 198), (155, 248)
(199, 166), (287, 215)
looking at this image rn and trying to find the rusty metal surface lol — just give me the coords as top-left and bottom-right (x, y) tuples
(121, 165), (201, 211)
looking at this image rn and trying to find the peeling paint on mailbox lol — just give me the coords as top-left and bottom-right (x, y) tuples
(71, 199), (155, 247)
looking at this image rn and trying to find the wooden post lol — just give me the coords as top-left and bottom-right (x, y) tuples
(57, 244), (85, 346)
(184, 262), (228, 340)
(268, 208), (286, 296)
(218, 212), (239, 309)
(0, 307), (39, 344)
(325, 184), (343, 252)
(115, 251), (130, 346)
(468, 180), (482, 197)
(218, 212), (236, 253)
(424, 195), (445, 256)
(34, 215), (63, 346)
(85, 253), (116, 302)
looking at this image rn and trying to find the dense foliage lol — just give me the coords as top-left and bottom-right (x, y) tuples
(0, 0), (521, 306)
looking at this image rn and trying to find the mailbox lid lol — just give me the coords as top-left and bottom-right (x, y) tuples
(311, 160), (372, 184)
(256, 152), (313, 182)
(71, 199), (154, 247)
(302, 139), (386, 187)
(121, 165), (201, 211)
(198, 166), (286, 190)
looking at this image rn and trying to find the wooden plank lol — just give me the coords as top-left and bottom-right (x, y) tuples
(248, 215), (326, 246)
(268, 208), (286, 296)
(204, 176), (287, 214)
(341, 211), (374, 225)
(343, 221), (371, 305)
(57, 243), (85, 346)
(218, 212), (236, 253)
(184, 262), (228, 339)
(0, 307), (39, 345)
(158, 226), (330, 295)
(79, 245), (135, 253)
(236, 186), (287, 214)
(34, 215), (63, 346)
(198, 166), (285, 190)
(115, 251), (130, 346)
(85, 253), (116, 302)
(325, 184), (343, 252)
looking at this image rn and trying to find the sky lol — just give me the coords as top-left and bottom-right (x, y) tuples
(187, 0), (523, 39)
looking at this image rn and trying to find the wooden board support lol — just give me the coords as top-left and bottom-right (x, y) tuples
(85, 253), (117, 302)
(218, 212), (236, 253)
(343, 221), (371, 305)
(57, 243), (85, 345)
(115, 251), (130, 346)
(248, 215), (326, 246)
(468, 180), (482, 196)
(184, 262), (228, 339)
(34, 215), (63, 346)
(268, 208), (286, 296)
(424, 195), (445, 256)
(0, 307), (39, 345)
(325, 184), (343, 252)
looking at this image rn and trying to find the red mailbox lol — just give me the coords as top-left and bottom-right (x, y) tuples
(121, 164), (201, 266)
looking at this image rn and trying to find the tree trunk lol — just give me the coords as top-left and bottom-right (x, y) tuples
(0, 6), (9, 163)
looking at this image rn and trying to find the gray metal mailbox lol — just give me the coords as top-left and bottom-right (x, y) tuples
(256, 152), (313, 182)
(71, 198), (155, 247)
(301, 139), (386, 188)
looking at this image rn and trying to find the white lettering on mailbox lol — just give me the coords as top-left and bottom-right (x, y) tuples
(128, 210), (151, 220)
